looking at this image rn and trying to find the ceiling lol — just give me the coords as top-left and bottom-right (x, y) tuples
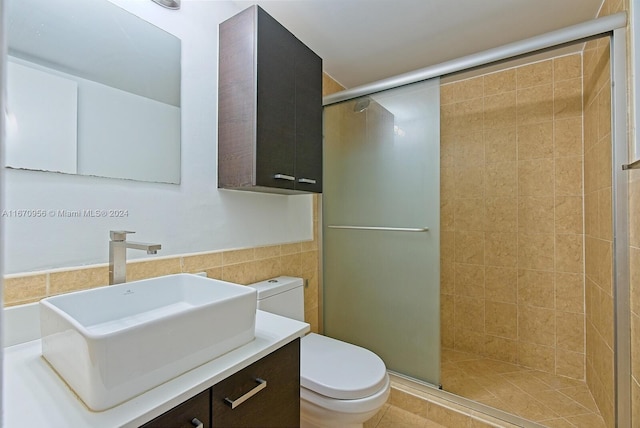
(233, 0), (604, 90)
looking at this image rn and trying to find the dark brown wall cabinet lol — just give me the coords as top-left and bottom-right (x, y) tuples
(218, 6), (323, 194)
(140, 339), (300, 428)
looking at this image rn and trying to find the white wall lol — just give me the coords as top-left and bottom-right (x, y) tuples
(2, 0), (314, 274)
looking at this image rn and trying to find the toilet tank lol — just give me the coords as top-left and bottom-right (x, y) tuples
(247, 277), (305, 321)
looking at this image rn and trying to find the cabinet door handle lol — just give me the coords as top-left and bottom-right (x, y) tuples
(274, 174), (295, 181)
(191, 418), (204, 428)
(298, 178), (317, 184)
(224, 378), (267, 409)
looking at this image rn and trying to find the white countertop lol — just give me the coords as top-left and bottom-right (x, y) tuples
(3, 309), (309, 428)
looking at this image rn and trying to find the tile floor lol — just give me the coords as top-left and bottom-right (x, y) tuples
(365, 404), (447, 428)
(441, 348), (607, 427)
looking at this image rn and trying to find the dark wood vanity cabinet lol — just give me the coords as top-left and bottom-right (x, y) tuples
(212, 338), (300, 427)
(139, 339), (300, 428)
(140, 390), (211, 428)
(218, 5), (323, 194)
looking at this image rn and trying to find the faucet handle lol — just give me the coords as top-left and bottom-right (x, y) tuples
(110, 230), (136, 241)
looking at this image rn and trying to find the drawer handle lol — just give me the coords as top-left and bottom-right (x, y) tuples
(274, 174), (295, 181)
(224, 378), (267, 409)
(191, 418), (204, 428)
(298, 178), (317, 184)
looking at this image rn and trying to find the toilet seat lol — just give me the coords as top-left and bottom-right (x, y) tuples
(301, 333), (388, 400)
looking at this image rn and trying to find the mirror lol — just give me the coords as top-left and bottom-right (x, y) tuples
(5, 0), (182, 184)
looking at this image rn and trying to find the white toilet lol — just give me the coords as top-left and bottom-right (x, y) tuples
(248, 276), (390, 428)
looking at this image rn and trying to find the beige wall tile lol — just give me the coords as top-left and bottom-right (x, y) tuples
(518, 159), (555, 196)
(518, 122), (554, 160)
(518, 342), (556, 373)
(554, 54), (582, 82)
(485, 232), (517, 267)
(253, 257), (282, 282)
(484, 197), (517, 232)
(49, 266), (109, 295)
(441, 199), (455, 231)
(455, 231), (485, 264)
(518, 233), (555, 270)
(484, 162), (517, 197)
(205, 267), (223, 280)
(221, 262), (256, 285)
(554, 78), (583, 120)
(485, 267), (517, 303)
(554, 117), (583, 157)
(451, 76), (484, 103)
(181, 252), (222, 272)
(518, 269), (555, 309)
(555, 196), (584, 235)
(555, 234), (584, 273)
(455, 296), (485, 333)
(454, 199), (485, 231)
(300, 250), (318, 273)
(280, 242), (302, 255)
(455, 167), (485, 199)
(127, 257), (182, 282)
(518, 196), (555, 233)
(454, 263), (485, 298)
(455, 328), (486, 355)
(485, 301), (517, 339)
(555, 156), (583, 196)
(484, 127), (517, 163)
(555, 349), (585, 380)
(518, 305), (556, 346)
(222, 248), (255, 265)
(484, 69), (516, 96)
(254, 245), (281, 260)
(557, 311), (585, 353)
(555, 273), (585, 314)
(484, 91), (517, 129)
(484, 335), (518, 363)
(456, 132), (485, 166)
(517, 84), (554, 125)
(280, 253), (302, 277)
(4, 274), (47, 305)
(517, 61), (553, 88)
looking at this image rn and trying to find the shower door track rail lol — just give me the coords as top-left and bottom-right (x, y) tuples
(323, 12), (626, 106)
(321, 10), (632, 428)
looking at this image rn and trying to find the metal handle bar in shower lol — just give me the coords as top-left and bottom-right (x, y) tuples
(327, 225), (429, 232)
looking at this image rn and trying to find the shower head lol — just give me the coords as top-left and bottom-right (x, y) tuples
(353, 98), (371, 113)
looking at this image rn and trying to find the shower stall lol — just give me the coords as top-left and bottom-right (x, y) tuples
(321, 11), (631, 428)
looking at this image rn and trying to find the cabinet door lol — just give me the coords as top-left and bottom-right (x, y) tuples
(212, 339), (300, 428)
(255, 7), (296, 191)
(293, 37), (323, 193)
(141, 390), (210, 428)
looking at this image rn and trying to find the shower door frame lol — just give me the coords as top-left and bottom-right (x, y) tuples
(321, 12), (632, 428)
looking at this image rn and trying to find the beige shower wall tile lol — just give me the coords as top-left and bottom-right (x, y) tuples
(484, 335), (518, 363)
(255, 245), (281, 260)
(485, 232), (517, 267)
(554, 117), (583, 157)
(518, 269), (555, 309)
(4, 274), (47, 305)
(518, 158), (555, 197)
(441, 262), (455, 295)
(554, 78), (583, 119)
(49, 266), (109, 295)
(485, 301), (517, 339)
(441, 199), (455, 231)
(484, 197), (517, 232)
(181, 252), (222, 273)
(454, 263), (485, 298)
(555, 273), (584, 314)
(127, 257), (182, 282)
(300, 250), (318, 273)
(555, 196), (583, 235)
(455, 231), (485, 265)
(221, 261), (256, 285)
(222, 248), (255, 265)
(517, 60), (553, 88)
(518, 342), (555, 373)
(484, 127), (517, 163)
(484, 68), (516, 96)
(484, 162), (517, 197)
(517, 122), (553, 160)
(445, 76), (484, 104)
(456, 132), (485, 167)
(253, 257), (282, 282)
(454, 327), (486, 355)
(518, 196), (555, 234)
(455, 167), (485, 199)
(454, 198), (485, 231)
(485, 266), (517, 303)
(597, 187), (613, 241)
(518, 233), (555, 271)
(555, 156), (583, 196)
(280, 253), (302, 277)
(484, 91), (516, 129)
(518, 305), (556, 346)
(556, 234), (584, 274)
(455, 296), (485, 334)
(517, 84), (554, 125)
(556, 311), (585, 353)
(554, 54), (582, 82)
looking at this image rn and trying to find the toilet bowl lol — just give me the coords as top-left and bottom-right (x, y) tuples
(248, 277), (390, 428)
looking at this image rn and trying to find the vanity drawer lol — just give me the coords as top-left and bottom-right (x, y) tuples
(141, 389), (210, 428)
(212, 338), (300, 427)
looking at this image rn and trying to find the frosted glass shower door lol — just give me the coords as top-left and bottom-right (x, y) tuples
(323, 78), (440, 385)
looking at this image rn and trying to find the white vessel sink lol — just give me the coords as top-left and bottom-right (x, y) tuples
(40, 274), (257, 411)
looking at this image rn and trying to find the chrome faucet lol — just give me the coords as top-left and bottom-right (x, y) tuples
(109, 230), (162, 285)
